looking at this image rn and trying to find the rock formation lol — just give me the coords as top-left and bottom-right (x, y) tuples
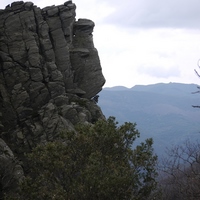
(0, 1), (105, 196)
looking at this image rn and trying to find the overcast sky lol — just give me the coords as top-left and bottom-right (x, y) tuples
(1, 0), (200, 87)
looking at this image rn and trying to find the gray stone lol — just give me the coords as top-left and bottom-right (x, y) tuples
(64, 1), (73, 6)
(0, 1), (106, 196)
(46, 6), (59, 17)
(67, 3), (76, 10)
(24, 2), (34, 10)
(54, 95), (69, 106)
(66, 88), (86, 95)
(11, 1), (24, 11)
(0, 138), (24, 197)
(29, 68), (43, 82)
(51, 69), (64, 81)
(74, 18), (95, 35)
(0, 51), (12, 61)
(70, 48), (90, 57)
(48, 82), (65, 98)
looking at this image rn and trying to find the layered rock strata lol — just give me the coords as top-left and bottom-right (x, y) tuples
(0, 1), (105, 196)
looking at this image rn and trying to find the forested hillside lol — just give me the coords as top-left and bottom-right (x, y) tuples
(99, 83), (200, 158)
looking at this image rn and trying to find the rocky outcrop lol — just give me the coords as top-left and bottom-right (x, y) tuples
(0, 1), (105, 196)
(0, 139), (24, 198)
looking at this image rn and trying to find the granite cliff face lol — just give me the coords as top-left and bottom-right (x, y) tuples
(0, 1), (105, 196)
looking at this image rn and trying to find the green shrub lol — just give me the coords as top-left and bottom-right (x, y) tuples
(6, 117), (159, 200)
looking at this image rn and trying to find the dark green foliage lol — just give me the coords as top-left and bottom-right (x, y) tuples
(6, 117), (158, 200)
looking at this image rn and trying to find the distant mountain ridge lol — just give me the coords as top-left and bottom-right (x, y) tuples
(99, 83), (200, 158)
(104, 82), (197, 94)
(103, 86), (129, 91)
(131, 82), (198, 96)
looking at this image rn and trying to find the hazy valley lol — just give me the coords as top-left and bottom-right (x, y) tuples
(99, 82), (200, 158)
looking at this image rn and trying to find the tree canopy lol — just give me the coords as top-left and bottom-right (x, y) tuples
(6, 117), (159, 200)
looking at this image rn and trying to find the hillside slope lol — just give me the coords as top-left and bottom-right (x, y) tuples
(99, 83), (200, 158)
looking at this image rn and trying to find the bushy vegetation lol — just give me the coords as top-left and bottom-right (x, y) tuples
(5, 117), (159, 200)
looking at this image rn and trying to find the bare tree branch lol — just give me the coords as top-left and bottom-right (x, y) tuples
(159, 140), (200, 200)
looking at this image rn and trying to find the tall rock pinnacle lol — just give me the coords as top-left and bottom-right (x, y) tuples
(0, 1), (106, 195)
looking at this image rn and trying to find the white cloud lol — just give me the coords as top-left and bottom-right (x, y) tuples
(137, 64), (180, 78)
(103, 0), (200, 29)
(95, 25), (200, 87)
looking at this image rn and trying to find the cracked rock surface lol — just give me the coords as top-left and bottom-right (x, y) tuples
(0, 1), (105, 196)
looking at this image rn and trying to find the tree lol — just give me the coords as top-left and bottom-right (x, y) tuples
(193, 59), (200, 108)
(6, 117), (159, 200)
(159, 140), (200, 200)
